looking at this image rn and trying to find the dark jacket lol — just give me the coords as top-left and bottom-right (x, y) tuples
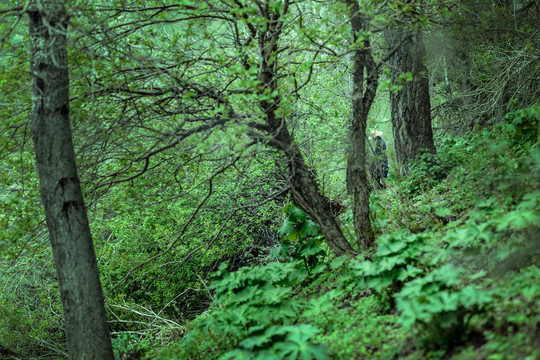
(370, 136), (388, 181)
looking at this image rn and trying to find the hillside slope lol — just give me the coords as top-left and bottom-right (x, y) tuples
(147, 105), (539, 359)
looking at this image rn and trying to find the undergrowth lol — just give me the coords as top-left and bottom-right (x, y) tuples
(1, 104), (523, 359)
(146, 104), (540, 359)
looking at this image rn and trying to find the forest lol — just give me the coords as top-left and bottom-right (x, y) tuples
(0, 0), (539, 359)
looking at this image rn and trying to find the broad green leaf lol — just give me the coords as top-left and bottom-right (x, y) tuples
(261, 286), (292, 305)
(299, 242), (324, 257)
(288, 207), (307, 223)
(435, 207), (452, 217)
(397, 264), (424, 281)
(377, 238), (407, 257)
(278, 218), (296, 237)
(459, 285), (492, 307)
(495, 209), (540, 231)
(300, 220), (319, 237)
(238, 332), (273, 350)
(330, 255), (349, 269)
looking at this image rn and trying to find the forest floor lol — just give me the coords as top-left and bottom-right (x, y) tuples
(146, 106), (540, 359)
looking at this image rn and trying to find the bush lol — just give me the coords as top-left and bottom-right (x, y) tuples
(395, 264), (492, 349)
(158, 260), (327, 360)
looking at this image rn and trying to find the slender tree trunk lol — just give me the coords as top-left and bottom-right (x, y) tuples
(387, 30), (436, 172)
(459, 51), (474, 111)
(257, 1), (356, 256)
(460, 52), (472, 95)
(28, 1), (115, 358)
(346, 0), (378, 250)
(443, 55), (453, 103)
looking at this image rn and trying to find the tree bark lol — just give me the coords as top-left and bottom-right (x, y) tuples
(257, 1), (357, 256)
(28, 1), (115, 359)
(387, 30), (436, 172)
(345, 0), (378, 250)
(276, 125), (358, 256)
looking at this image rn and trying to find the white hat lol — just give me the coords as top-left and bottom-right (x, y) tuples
(369, 129), (383, 139)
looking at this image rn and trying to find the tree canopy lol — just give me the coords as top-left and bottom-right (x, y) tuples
(0, 0), (538, 358)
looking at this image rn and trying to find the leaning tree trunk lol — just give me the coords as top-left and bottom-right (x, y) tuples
(387, 30), (436, 173)
(28, 1), (115, 359)
(345, 0), (378, 251)
(280, 128), (358, 256)
(261, 100), (356, 255)
(256, 1), (356, 256)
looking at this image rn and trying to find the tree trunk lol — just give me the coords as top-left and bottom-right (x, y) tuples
(256, 1), (356, 256)
(281, 128), (358, 256)
(346, 0), (378, 250)
(260, 71), (356, 257)
(387, 30), (436, 172)
(28, 1), (115, 359)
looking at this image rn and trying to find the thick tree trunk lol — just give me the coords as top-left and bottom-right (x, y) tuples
(28, 1), (115, 359)
(346, 0), (378, 250)
(387, 30), (436, 172)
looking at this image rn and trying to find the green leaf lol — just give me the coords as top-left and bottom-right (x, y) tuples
(238, 332), (273, 350)
(330, 255), (348, 269)
(367, 276), (394, 291)
(303, 290), (340, 318)
(459, 285), (492, 307)
(468, 270), (488, 280)
(352, 260), (380, 277)
(219, 349), (254, 360)
(271, 325), (328, 360)
(397, 264), (424, 281)
(518, 191), (540, 210)
(288, 207), (306, 223)
(300, 220), (319, 237)
(278, 218), (295, 237)
(435, 207), (452, 217)
(299, 242), (324, 257)
(377, 238), (407, 257)
(261, 286), (292, 305)
(234, 285), (262, 304)
(435, 290), (460, 312)
(378, 255), (405, 272)
(495, 209), (540, 231)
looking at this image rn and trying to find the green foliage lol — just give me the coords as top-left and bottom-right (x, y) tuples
(161, 260), (327, 359)
(396, 264), (492, 349)
(348, 229), (430, 295)
(501, 104), (540, 148)
(402, 136), (468, 195)
(311, 295), (402, 359)
(476, 103), (540, 197)
(1, 0), (539, 356)
(112, 333), (150, 358)
(453, 266), (540, 360)
(272, 205), (326, 273)
(402, 102), (538, 198)
(0, 256), (65, 358)
(446, 189), (540, 274)
(297, 260), (403, 360)
(221, 324), (328, 360)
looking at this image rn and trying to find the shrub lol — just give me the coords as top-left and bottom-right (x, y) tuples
(395, 264), (492, 350)
(160, 260), (327, 359)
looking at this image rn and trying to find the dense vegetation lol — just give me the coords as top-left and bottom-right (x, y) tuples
(0, 0), (538, 359)
(151, 105), (540, 360)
